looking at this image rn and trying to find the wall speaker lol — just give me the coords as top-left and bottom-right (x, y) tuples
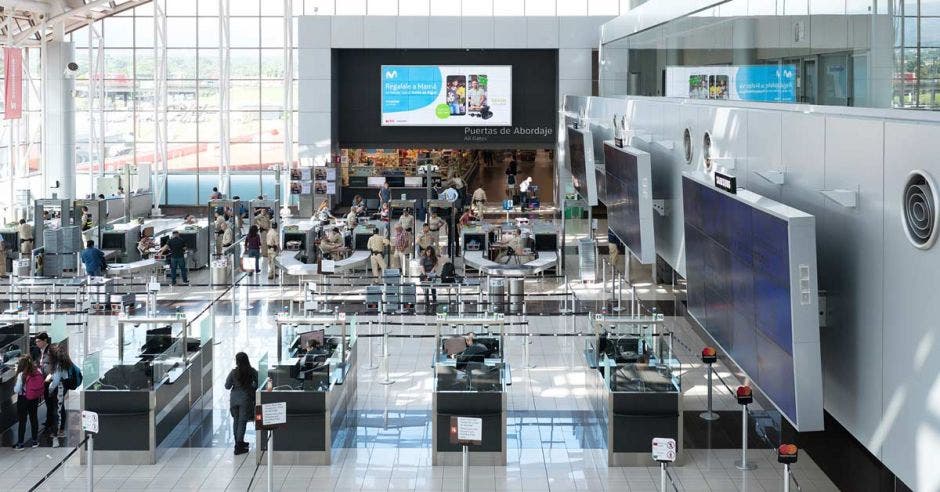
(902, 170), (939, 250)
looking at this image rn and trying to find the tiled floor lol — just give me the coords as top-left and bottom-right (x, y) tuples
(0, 264), (839, 491)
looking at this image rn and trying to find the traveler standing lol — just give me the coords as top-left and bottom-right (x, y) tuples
(245, 225), (262, 274)
(225, 352), (258, 455)
(159, 231), (189, 285)
(47, 345), (80, 446)
(13, 355), (43, 449)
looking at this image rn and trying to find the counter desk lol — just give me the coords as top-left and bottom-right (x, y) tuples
(81, 316), (214, 464)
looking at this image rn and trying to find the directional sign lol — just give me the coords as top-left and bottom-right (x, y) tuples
(652, 437), (677, 462)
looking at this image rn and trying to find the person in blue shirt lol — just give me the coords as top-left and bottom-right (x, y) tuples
(80, 240), (106, 277)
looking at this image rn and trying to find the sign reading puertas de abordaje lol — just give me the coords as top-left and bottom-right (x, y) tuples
(665, 65), (797, 103)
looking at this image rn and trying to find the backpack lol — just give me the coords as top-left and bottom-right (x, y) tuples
(440, 262), (456, 283)
(63, 363), (83, 391)
(24, 371), (44, 400)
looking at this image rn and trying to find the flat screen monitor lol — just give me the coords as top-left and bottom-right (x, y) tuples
(348, 176), (368, 187)
(381, 65), (512, 126)
(298, 329), (325, 350)
(567, 126), (598, 206)
(386, 176), (405, 187)
(604, 142), (655, 264)
(404, 176), (424, 188)
(367, 177), (386, 188)
(682, 173), (822, 431)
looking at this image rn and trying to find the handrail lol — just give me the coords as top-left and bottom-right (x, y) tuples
(28, 435), (90, 491)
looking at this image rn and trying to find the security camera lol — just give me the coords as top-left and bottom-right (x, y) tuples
(63, 62), (79, 78)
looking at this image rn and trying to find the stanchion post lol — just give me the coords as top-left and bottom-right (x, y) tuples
(366, 320), (378, 370)
(699, 347), (719, 421)
(660, 462), (666, 492)
(462, 445), (469, 492)
(230, 249), (238, 324)
(735, 386), (757, 470)
(612, 273), (624, 313)
(87, 433), (94, 492)
(778, 444), (798, 492)
(559, 275), (573, 314)
(380, 315), (395, 385)
(267, 433), (274, 492)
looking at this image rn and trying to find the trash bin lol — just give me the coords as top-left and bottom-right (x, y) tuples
(507, 277), (525, 313)
(488, 278), (506, 312)
(211, 257), (231, 285)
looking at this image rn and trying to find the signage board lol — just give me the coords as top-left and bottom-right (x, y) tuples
(714, 171), (737, 194)
(82, 410), (99, 434)
(381, 65), (512, 127)
(652, 437), (677, 462)
(262, 402), (287, 427)
(449, 416), (483, 446)
(666, 65), (797, 103)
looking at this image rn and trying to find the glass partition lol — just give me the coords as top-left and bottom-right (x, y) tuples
(199, 313), (214, 346)
(82, 351), (101, 390)
(152, 339), (187, 387)
(48, 316), (68, 344)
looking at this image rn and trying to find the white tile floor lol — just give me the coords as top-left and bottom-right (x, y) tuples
(0, 269), (839, 491)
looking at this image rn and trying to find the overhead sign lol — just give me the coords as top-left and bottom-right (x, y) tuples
(381, 65), (512, 127)
(651, 437), (677, 462)
(714, 171), (737, 194)
(665, 65), (796, 103)
(449, 416), (483, 446)
(82, 410), (99, 434)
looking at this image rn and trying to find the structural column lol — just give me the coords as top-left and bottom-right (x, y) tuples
(41, 41), (76, 200)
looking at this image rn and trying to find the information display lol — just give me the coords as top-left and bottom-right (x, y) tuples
(682, 174), (823, 430)
(604, 143), (655, 264)
(567, 126), (598, 206)
(381, 65), (512, 126)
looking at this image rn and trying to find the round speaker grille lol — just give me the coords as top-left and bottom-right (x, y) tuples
(703, 132), (713, 171)
(902, 171), (939, 250)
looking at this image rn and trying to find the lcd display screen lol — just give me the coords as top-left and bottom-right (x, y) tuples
(380, 65), (512, 126)
(682, 175), (797, 421)
(568, 127), (587, 199)
(604, 143), (654, 263)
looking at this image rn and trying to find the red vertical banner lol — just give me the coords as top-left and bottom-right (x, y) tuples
(4, 47), (22, 120)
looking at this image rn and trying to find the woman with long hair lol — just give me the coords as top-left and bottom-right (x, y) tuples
(421, 246), (439, 305)
(224, 352), (258, 455)
(13, 355), (42, 449)
(47, 345), (76, 445)
(245, 225), (262, 274)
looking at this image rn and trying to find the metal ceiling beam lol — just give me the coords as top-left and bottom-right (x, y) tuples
(0, 0), (52, 13)
(13, 0), (111, 44)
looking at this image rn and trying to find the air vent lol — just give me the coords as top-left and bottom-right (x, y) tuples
(903, 170), (939, 250)
(703, 132), (713, 171)
(683, 128), (693, 164)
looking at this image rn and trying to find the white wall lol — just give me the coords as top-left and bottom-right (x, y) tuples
(566, 93), (940, 490)
(297, 15), (613, 166)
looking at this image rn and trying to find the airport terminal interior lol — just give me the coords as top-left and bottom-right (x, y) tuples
(0, 0), (937, 491)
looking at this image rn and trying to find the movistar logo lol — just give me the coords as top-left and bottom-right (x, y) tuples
(385, 70), (398, 79)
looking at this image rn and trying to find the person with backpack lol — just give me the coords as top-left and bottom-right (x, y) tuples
(47, 345), (81, 446)
(225, 352), (258, 455)
(13, 355), (43, 449)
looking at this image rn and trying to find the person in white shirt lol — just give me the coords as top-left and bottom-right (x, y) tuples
(467, 79), (486, 111)
(265, 223), (279, 280)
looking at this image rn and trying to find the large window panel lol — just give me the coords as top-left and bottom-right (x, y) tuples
(104, 17), (135, 47)
(557, 0), (587, 15)
(231, 0), (261, 16)
(104, 81), (135, 110)
(134, 17), (154, 47)
(525, 0), (556, 16)
(430, 0), (459, 15)
(260, 18), (285, 47)
(337, 0), (367, 15)
(166, 174), (198, 204)
(198, 82), (221, 110)
(166, 17), (198, 47)
(588, 0), (619, 16)
(230, 18), (261, 48)
(260, 49), (286, 79)
(303, 0), (336, 15)
(197, 49), (221, 79)
(369, 0), (399, 15)
(167, 49), (198, 79)
(198, 112), (221, 142)
(197, 17), (219, 48)
(103, 49), (134, 79)
(231, 81), (262, 110)
(260, 1), (285, 16)
(231, 49), (261, 78)
(166, 0), (197, 16)
(230, 142), (263, 171)
(399, 0), (430, 15)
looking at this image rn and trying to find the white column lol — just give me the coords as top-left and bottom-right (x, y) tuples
(41, 41), (76, 200)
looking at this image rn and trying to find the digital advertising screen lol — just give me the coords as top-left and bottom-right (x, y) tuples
(682, 174), (822, 430)
(381, 65), (512, 126)
(604, 143), (655, 264)
(665, 65), (797, 103)
(567, 126), (597, 206)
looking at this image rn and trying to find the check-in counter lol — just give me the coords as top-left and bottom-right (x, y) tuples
(81, 316), (214, 464)
(583, 314), (683, 466)
(255, 317), (357, 465)
(0, 321), (29, 431)
(431, 315), (509, 465)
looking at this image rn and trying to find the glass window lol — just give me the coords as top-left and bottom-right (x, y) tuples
(230, 0), (260, 16)
(430, 0), (460, 15)
(166, 18), (198, 47)
(260, 18), (285, 47)
(104, 17), (135, 47)
(463, 0), (493, 15)
(557, 0), (587, 15)
(337, 0), (367, 14)
(525, 0), (556, 16)
(260, 1), (285, 16)
(198, 17), (219, 48)
(231, 49), (261, 78)
(230, 18), (261, 47)
(304, 0), (336, 15)
(232, 81), (262, 109)
(399, 0), (430, 15)
(166, 0), (197, 16)
(922, 18), (940, 47)
(198, 50), (221, 79)
(135, 17), (154, 47)
(588, 0), (619, 16)
(260, 49), (286, 79)
(103, 49), (134, 80)
(166, 50), (198, 79)
(369, 0), (399, 15)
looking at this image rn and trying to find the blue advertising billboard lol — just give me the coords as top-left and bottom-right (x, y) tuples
(666, 65), (796, 103)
